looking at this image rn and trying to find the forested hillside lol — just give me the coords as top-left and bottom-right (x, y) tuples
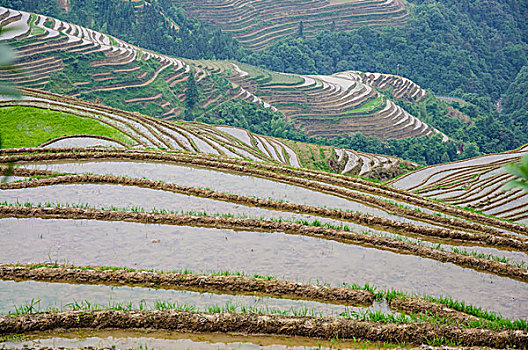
(243, 0), (528, 155)
(247, 0), (527, 99)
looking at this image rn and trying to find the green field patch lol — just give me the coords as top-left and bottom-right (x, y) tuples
(0, 106), (133, 148)
(348, 95), (384, 114)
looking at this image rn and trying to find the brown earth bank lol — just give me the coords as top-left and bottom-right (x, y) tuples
(0, 345), (505, 350)
(0, 310), (526, 348)
(388, 297), (481, 325)
(0, 265), (374, 306)
(0, 348), (500, 350)
(0, 264), (497, 327)
(1, 172), (526, 252)
(0, 206), (527, 282)
(1, 149), (526, 239)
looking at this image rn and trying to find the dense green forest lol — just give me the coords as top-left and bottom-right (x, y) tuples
(247, 0), (528, 101)
(502, 66), (528, 141)
(2, 0), (527, 164)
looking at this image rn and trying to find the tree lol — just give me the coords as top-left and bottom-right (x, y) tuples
(298, 21), (304, 38)
(461, 142), (480, 158)
(503, 155), (528, 193)
(185, 69), (199, 110)
(440, 152), (450, 163)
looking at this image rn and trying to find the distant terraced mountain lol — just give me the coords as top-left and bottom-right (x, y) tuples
(174, 0), (409, 50)
(0, 6), (445, 141)
(391, 147), (528, 224)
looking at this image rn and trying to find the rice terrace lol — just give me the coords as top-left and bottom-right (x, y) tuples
(0, 0), (527, 349)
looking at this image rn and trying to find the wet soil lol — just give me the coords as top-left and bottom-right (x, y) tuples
(0, 328), (414, 350)
(0, 310), (526, 348)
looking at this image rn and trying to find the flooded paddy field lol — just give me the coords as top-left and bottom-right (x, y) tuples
(0, 279), (380, 317)
(0, 218), (526, 320)
(0, 183), (391, 235)
(24, 160), (394, 210)
(2, 181), (527, 264)
(20, 160), (477, 228)
(0, 329), (391, 350)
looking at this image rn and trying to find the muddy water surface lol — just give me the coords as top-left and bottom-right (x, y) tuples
(1, 330), (383, 350)
(0, 280), (378, 316)
(42, 137), (125, 149)
(1, 218), (526, 319)
(0, 176), (27, 184)
(0, 184), (391, 236)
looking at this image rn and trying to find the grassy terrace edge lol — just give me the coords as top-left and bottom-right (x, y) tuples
(0, 264), (373, 307)
(2, 263), (527, 333)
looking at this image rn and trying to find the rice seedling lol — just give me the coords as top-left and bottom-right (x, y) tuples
(10, 299), (41, 315)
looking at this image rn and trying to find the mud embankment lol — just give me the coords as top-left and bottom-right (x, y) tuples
(1, 172), (526, 252)
(0, 206), (526, 282)
(38, 135), (130, 148)
(0, 264), (501, 328)
(0, 265), (373, 306)
(1, 150), (525, 240)
(0, 310), (526, 348)
(388, 297), (481, 325)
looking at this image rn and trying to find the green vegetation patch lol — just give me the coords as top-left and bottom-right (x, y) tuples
(0, 106), (132, 148)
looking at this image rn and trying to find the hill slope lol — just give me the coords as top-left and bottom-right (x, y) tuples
(0, 88), (415, 178)
(1, 137), (527, 345)
(0, 6), (445, 141)
(391, 147), (528, 224)
(176, 0), (409, 50)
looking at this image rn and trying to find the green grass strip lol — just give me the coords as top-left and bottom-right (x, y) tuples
(0, 106), (133, 148)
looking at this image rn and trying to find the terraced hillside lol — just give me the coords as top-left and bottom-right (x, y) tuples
(391, 146), (528, 225)
(1, 139), (527, 348)
(1, 4), (527, 349)
(0, 6), (445, 141)
(0, 6), (202, 119)
(0, 88), (414, 177)
(175, 0), (409, 50)
(194, 61), (446, 140)
(360, 72), (427, 102)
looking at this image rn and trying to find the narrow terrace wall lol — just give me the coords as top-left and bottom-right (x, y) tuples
(0, 310), (526, 348)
